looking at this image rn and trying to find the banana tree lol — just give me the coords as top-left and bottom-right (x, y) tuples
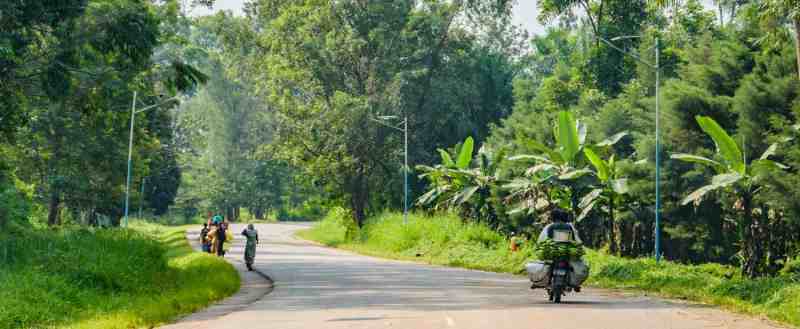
(416, 137), (503, 221)
(581, 140), (630, 254)
(505, 111), (594, 216)
(671, 115), (788, 277)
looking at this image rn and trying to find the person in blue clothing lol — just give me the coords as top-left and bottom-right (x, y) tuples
(200, 223), (211, 253)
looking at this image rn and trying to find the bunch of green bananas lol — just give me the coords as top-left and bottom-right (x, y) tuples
(533, 239), (585, 261)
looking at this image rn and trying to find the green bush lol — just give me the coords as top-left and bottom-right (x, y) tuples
(296, 207), (353, 246)
(585, 251), (800, 327)
(0, 166), (31, 228)
(780, 256), (800, 280)
(0, 224), (239, 328)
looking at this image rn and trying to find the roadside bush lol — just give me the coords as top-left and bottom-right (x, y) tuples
(300, 210), (535, 274)
(585, 250), (800, 327)
(780, 256), (800, 281)
(298, 206), (353, 246)
(0, 165), (31, 228)
(0, 224), (238, 328)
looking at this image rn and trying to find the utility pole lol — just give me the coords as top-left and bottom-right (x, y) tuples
(654, 37), (662, 262)
(403, 116), (409, 225)
(370, 115), (410, 224)
(596, 34), (662, 262)
(123, 93), (179, 228)
(124, 91), (137, 228)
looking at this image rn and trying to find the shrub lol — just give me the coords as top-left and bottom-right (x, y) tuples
(0, 166), (31, 228)
(781, 256), (800, 281)
(297, 207), (354, 246)
(0, 224), (238, 328)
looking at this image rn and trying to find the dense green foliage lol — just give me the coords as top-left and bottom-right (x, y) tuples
(221, 0), (524, 225)
(1, 0), (208, 227)
(409, 0), (800, 279)
(170, 13), (318, 221)
(301, 210), (800, 327)
(0, 223), (238, 328)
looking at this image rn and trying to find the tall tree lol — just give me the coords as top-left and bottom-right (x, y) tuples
(243, 0), (517, 226)
(761, 0), (800, 79)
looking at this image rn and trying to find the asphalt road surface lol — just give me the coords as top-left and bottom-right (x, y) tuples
(167, 223), (787, 329)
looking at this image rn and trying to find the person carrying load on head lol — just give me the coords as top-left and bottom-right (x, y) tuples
(241, 224), (259, 271)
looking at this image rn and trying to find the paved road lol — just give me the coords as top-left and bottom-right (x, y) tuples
(169, 223), (787, 329)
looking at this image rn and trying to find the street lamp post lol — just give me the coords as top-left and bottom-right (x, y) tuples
(596, 34), (662, 262)
(123, 92), (179, 227)
(370, 115), (409, 224)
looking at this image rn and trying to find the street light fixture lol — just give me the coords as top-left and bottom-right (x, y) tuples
(123, 91), (180, 227)
(370, 115), (409, 225)
(595, 33), (662, 262)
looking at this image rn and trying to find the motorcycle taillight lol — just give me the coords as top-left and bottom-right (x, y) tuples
(558, 261), (569, 268)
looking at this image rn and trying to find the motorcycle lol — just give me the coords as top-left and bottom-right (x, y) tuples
(547, 258), (573, 303)
(526, 257), (587, 303)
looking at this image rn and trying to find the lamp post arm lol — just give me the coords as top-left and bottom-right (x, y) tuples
(135, 96), (180, 114)
(595, 35), (656, 69)
(369, 117), (404, 132)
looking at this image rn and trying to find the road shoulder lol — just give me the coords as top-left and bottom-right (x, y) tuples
(158, 231), (274, 329)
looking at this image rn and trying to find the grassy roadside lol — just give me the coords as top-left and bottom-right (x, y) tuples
(297, 209), (800, 327)
(0, 222), (239, 329)
(296, 209), (535, 273)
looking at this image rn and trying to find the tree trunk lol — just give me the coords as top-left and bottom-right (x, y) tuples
(608, 193), (618, 255)
(88, 208), (98, 227)
(794, 18), (800, 80)
(226, 207), (234, 222)
(254, 208), (264, 220)
(741, 194), (765, 278)
(47, 192), (61, 226)
(631, 222), (641, 256)
(349, 171), (369, 228)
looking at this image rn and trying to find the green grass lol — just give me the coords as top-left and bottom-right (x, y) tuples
(298, 209), (800, 328)
(585, 251), (800, 327)
(0, 222), (239, 329)
(297, 209), (535, 274)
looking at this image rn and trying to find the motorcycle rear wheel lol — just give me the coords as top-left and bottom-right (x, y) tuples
(552, 285), (562, 303)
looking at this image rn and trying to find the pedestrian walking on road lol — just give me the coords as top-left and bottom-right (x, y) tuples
(242, 224), (259, 271)
(216, 222), (228, 257)
(207, 223), (219, 254)
(200, 223), (211, 253)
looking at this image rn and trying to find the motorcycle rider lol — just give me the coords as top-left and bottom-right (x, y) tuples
(535, 208), (586, 292)
(537, 208), (582, 244)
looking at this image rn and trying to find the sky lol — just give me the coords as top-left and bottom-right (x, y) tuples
(189, 0), (718, 37)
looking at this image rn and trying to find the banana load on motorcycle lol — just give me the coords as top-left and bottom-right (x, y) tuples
(525, 208), (589, 303)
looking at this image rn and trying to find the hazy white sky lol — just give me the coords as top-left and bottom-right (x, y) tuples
(190, 0), (717, 36)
